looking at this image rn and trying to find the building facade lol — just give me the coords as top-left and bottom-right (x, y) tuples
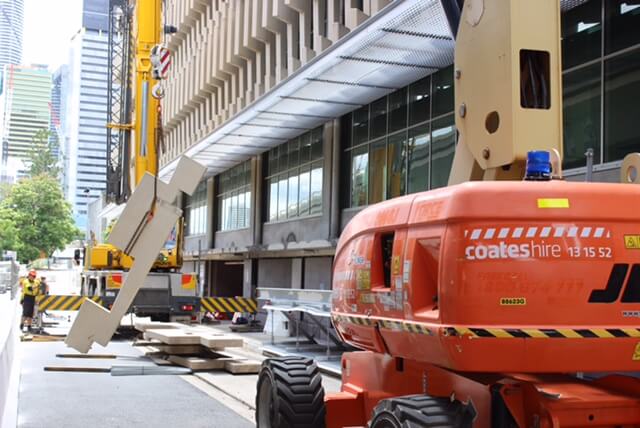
(156, 0), (640, 302)
(0, 0), (24, 87)
(64, 0), (110, 230)
(51, 65), (70, 194)
(0, 64), (51, 181)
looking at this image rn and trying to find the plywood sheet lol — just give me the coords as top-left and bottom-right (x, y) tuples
(144, 329), (202, 345)
(199, 334), (243, 350)
(168, 355), (233, 371)
(224, 360), (261, 374)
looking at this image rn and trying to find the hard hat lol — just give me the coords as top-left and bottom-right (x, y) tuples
(28, 270), (36, 277)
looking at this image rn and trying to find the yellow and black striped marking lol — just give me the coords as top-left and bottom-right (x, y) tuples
(332, 314), (640, 339)
(333, 315), (434, 336)
(200, 297), (258, 315)
(446, 327), (640, 339)
(36, 295), (103, 311)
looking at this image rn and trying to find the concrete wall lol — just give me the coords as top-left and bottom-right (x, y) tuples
(184, 235), (207, 253)
(304, 257), (332, 290)
(215, 228), (253, 250)
(258, 258), (292, 288)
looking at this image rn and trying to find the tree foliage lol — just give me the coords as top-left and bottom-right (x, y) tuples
(1, 175), (78, 262)
(0, 207), (18, 253)
(27, 129), (61, 179)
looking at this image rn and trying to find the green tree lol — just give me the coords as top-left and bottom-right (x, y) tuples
(27, 129), (61, 178)
(0, 208), (18, 252)
(2, 175), (78, 262)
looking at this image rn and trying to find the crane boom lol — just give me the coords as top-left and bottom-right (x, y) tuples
(132, 0), (161, 185)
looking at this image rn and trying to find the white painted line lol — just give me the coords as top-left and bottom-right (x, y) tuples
(594, 227), (605, 238)
(484, 228), (496, 239)
(470, 229), (482, 240)
(526, 227), (538, 238)
(554, 227), (565, 238)
(540, 227), (552, 238)
(568, 227), (578, 238)
(581, 227), (592, 238)
(498, 228), (510, 239)
(512, 227), (524, 238)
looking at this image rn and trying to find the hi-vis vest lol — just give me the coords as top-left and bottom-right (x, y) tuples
(21, 278), (40, 297)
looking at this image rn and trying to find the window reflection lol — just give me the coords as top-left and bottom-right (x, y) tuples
(218, 161), (251, 231)
(266, 127), (324, 221)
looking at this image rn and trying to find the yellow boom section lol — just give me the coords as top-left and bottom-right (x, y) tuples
(133, 0), (162, 185)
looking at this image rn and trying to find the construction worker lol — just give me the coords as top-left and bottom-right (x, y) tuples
(20, 270), (40, 332)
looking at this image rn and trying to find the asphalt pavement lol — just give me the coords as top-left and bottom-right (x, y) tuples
(18, 340), (254, 428)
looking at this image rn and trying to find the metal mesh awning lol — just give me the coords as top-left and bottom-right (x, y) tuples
(160, 0), (588, 179)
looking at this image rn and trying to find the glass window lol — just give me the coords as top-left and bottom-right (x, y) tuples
(300, 133), (311, 162)
(432, 65), (454, 118)
(430, 115), (456, 189)
(265, 126), (323, 221)
(280, 143), (289, 171)
(288, 171), (299, 218)
(387, 132), (407, 199)
(351, 146), (368, 207)
(310, 162), (323, 215)
(605, 0), (640, 55)
(408, 124), (430, 194)
(311, 127), (323, 160)
(185, 180), (207, 236)
(353, 106), (369, 146)
(409, 76), (431, 126)
(277, 174), (288, 220)
(268, 148), (278, 177)
(563, 64), (601, 169)
(561, 0), (602, 70)
(369, 139), (387, 204)
(288, 139), (299, 169)
(299, 166), (310, 216)
(218, 160), (251, 231)
(370, 97), (388, 139)
(388, 88), (408, 133)
(604, 48), (640, 162)
(269, 179), (278, 221)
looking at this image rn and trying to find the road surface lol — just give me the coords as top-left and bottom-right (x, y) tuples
(18, 340), (254, 428)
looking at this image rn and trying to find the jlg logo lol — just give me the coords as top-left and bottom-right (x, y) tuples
(589, 264), (640, 303)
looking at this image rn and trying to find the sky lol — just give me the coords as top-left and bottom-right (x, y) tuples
(22, 0), (83, 70)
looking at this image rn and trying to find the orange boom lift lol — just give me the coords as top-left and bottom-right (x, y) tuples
(256, 0), (640, 426)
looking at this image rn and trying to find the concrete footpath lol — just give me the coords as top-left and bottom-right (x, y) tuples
(0, 294), (19, 428)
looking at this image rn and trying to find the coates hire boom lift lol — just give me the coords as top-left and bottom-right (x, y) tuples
(81, 0), (201, 322)
(256, 1), (640, 427)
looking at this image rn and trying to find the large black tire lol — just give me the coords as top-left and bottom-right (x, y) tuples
(369, 395), (475, 428)
(255, 356), (326, 428)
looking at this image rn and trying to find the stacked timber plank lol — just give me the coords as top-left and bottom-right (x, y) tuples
(133, 321), (260, 374)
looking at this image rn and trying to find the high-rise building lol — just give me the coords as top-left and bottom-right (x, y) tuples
(0, 64), (51, 181)
(51, 65), (69, 191)
(0, 0), (24, 93)
(65, 0), (109, 230)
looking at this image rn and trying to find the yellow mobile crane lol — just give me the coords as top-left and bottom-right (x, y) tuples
(82, 0), (200, 322)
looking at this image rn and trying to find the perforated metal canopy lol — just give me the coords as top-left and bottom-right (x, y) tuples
(159, 0), (587, 180)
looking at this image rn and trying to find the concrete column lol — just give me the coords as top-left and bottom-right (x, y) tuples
(252, 155), (263, 247)
(206, 176), (216, 249)
(329, 118), (341, 240)
(243, 259), (255, 298)
(291, 258), (303, 289)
